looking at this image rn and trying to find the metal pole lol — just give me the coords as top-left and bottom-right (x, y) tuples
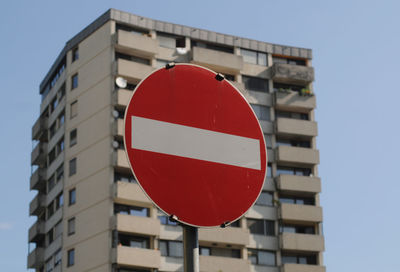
(183, 224), (199, 272)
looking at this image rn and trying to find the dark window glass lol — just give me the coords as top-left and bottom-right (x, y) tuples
(71, 74), (78, 89)
(247, 219), (275, 236)
(118, 234), (150, 249)
(114, 204), (149, 217)
(276, 138), (311, 148)
(70, 129), (77, 147)
(72, 47), (79, 62)
(158, 215), (178, 226)
(250, 104), (270, 121)
(69, 189), (76, 205)
(69, 158), (76, 176)
(281, 253), (317, 265)
(56, 164), (64, 181)
(276, 110), (309, 120)
(67, 249), (75, 266)
(279, 195), (315, 206)
(282, 224), (315, 234)
(256, 192), (273, 206)
(68, 217), (75, 235)
(243, 76), (269, 92)
(114, 172), (136, 183)
(248, 249), (276, 266)
(159, 240), (183, 257)
(200, 247), (210, 256)
(276, 166), (312, 177)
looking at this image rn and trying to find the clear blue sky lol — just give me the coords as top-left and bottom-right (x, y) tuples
(1, 1), (399, 271)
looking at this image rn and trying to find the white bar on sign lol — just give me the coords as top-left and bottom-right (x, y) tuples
(131, 116), (261, 170)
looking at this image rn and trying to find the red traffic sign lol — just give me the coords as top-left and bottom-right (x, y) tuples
(124, 64), (267, 227)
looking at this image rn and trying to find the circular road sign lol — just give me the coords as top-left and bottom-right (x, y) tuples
(124, 63), (267, 227)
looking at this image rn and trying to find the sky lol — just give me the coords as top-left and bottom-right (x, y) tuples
(1, 0), (400, 271)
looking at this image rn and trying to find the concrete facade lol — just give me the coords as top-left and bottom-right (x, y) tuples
(28, 8), (324, 272)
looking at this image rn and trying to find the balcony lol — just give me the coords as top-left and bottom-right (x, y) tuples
(113, 88), (132, 108)
(274, 91), (316, 112)
(29, 194), (46, 216)
(281, 263), (326, 272)
(113, 181), (152, 206)
(31, 142), (47, 166)
(28, 220), (45, 243)
(116, 30), (158, 57)
(280, 233), (324, 252)
(191, 46), (243, 74)
(271, 63), (314, 85)
(113, 246), (160, 269)
(199, 227), (249, 246)
(275, 118), (317, 137)
(279, 203), (322, 223)
(199, 255), (250, 272)
(30, 167), (46, 191)
(275, 146), (319, 165)
(276, 175), (321, 194)
(116, 59), (154, 82)
(27, 247), (44, 269)
(114, 149), (130, 169)
(32, 116), (48, 141)
(114, 214), (160, 236)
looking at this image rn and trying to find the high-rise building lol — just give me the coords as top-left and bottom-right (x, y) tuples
(28, 8), (324, 272)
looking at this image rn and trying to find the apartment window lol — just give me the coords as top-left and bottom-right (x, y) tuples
(49, 122), (56, 139)
(114, 172), (136, 183)
(279, 195), (315, 205)
(68, 217), (76, 235)
(70, 100), (78, 119)
(70, 129), (77, 147)
(276, 137), (311, 148)
(159, 240), (183, 257)
(276, 166), (312, 176)
(157, 33), (178, 49)
(192, 40), (234, 54)
(273, 82), (305, 93)
(273, 56), (306, 66)
(116, 23), (149, 36)
(47, 175), (55, 192)
(69, 188), (76, 205)
(256, 191), (273, 206)
(118, 234), (150, 248)
(247, 219), (275, 236)
(54, 248), (62, 266)
(199, 246), (240, 258)
(115, 52), (150, 65)
(58, 83), (66, 100)
(71, 73), (78, 89)
(200, 247), (210, 256)
(158, 215), (178, 226)
(48, 148), (56, 165)
(267, 163), (272, 177)
(55, 193), (63, 210)
(67, 249), (75, 267)
(57, 138), (64, 154)
(242, 75), (269, 92)
(45, 257), (53, 272)
(276, 110), (308, 120)
(250, 104), (270, 121)
(72, 47), (79, 62)
(114, 204), (150, 217)
(281, 253), (317, 265)
(56, 164), (64, 181)
(47, 202), (55, 219)
(54, 220), (62, 238)
(58, 112), (65, 127)
(282, 224), (315, 234)
(241, 48), (267, 66)
(47, 229), (54, 244)
(264, 134), (272, 148)
(69, 158), (76, 176)
(248, 249), (276, 266)
(50, 97), (58, 113)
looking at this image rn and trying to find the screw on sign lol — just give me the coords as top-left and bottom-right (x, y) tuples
(124, 63), (267, 227)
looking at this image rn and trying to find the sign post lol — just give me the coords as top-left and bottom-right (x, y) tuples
(123, 63), (267, 271)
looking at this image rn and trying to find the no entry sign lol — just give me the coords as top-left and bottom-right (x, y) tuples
(124, 64), (267, 227)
